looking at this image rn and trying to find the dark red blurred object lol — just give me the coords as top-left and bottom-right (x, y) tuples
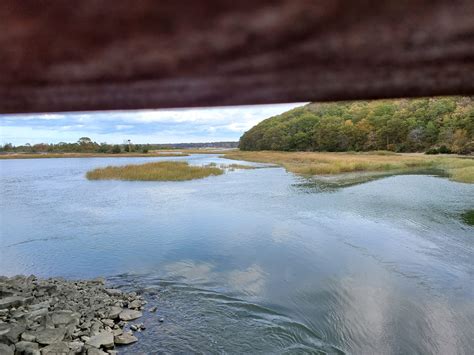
(1, 0), (473, 113)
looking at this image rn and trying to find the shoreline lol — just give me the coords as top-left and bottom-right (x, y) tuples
(0, 275), (154, 355)
(0, 152), (188, 160)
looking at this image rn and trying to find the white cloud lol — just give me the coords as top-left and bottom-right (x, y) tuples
(0, 103), (306, 144)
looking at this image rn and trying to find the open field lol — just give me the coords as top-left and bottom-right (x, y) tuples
(86, 161), (223, 181)
(222, 151), (474, 184)
(0, 152), (189, 159)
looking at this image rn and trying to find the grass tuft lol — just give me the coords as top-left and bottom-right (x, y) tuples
(86, 161), (223, 181)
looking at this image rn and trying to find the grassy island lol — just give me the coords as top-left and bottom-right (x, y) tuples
(86, 161), (224, 181)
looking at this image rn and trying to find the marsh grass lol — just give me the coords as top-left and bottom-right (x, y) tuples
(86, 161), (223, 181)
(461, 210), (474, 226)
(223, 151), (474, 183)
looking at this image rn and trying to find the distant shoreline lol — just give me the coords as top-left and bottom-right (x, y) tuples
(0, 152), (189, 159)
(0, 149), (239, 160)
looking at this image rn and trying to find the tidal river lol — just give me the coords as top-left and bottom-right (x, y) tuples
(1, 154), (473, 354)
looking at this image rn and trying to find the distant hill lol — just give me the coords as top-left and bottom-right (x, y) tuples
(152, 141), (238, 149)
(239, 97), (473, 154)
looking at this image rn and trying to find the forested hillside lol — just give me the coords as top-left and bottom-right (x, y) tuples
(239, 97), (474, 154)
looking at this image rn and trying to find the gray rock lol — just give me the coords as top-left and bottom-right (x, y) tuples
(51, 311), (78, 326)
(106, 307), (122, 320)
(0, 344), (13, 355)
(87, 348), (108, 355)
(118, 309), (142, 321)
(129, 324), (138, 331)
(21, 331), (36, 342)
(14, 341), (39, 353)
(148, 306), (157, 313)
(114, 332), (137, 345)
(0, 323), (10, 336)
(25, 308), (48, 320)
(41, 342), (70, 355)
(101, 319), (114, 328)
(0, 296), (28, 309)
(128, 300), (141, 309)
(111, 328), (122, 337)
(27, 302), (50, 311)
(35, 328), (66, 345)
(0, 324), (25, 344)
(104, 289), (122, 297)
(68, 341), (84, 354)
(86, 332), (114, 349)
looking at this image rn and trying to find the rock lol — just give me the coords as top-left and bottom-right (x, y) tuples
(128, 300), (141, 309)
(40, 314), (55, 330)
(27, 302), (50, 311)
(148, 306), (157, 313)
(51, 310), (79, 326)
(35, 328), (66, 345)
(101, 319), (114, 328)
(0, 324), (10, 336)
(118, 309), (142, 321)
(138, 323), (146, 330)
(106, 307), (122, 320)
(111, 328), (122, 337)
(89, 322), (102, 336)
(114, 332), (137, 345)
(0, 296), (28, 309)
(86, 332), (114, 349)
(68, 341), (84, 354)
(41, 342), (70, 355)
(14, 341), (39, 354)
(21, 331), (36, 342)
(130, 324), (138, 331)
(87, 348), (108, 355)
(25, 308), (48, 320)
(0, 344), (13, 355)
(104, 289), (122, 297)
(0, 324), (25, 344)
(107, 351), (118, 355)
(159, 317), (164, 323)
(80, 320), (91, 330)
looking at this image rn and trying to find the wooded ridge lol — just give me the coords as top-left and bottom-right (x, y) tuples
(239, 97), (473, 154)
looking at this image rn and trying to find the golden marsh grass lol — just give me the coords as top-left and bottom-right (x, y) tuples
(86, 161), (223, 181)
(223, 151), (474, 183)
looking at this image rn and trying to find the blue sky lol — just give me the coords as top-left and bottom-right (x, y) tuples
(0, 103), (304, 145)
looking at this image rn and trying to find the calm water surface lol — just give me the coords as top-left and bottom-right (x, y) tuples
(1, 155), (473, 354)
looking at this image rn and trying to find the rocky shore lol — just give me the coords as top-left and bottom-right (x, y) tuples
(0, 275), (151, 355)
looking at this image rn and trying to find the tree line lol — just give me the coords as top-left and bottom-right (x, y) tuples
(1, 137), (150, 154)
(239, 97), (474, 154)
(1, 139), (239, 154)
